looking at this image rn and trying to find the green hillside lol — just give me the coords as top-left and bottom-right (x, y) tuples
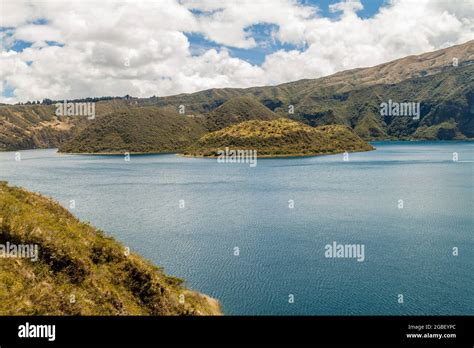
(62, 62), (472, 154)
(0, 104), (84, 151)
(59, 107), (207, 154)
(184, 118), (374, 157)
(0, 99), (132, 151)
(0, 181), (220, 315)
(289, 64), (474, 140)
(205, 96), (280, 131)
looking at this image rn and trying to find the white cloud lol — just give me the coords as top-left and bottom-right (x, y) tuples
(329, 0), (364, 15)
(0, 0), (37, 27)
(181, 0), (318, 48)
(0, 0), (472, 103)
(13, 24), (63, 43)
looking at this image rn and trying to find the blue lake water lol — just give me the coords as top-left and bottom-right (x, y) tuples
(0, 142), (472, 315)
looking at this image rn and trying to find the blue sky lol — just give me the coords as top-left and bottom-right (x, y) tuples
(307, 0), (386, 18)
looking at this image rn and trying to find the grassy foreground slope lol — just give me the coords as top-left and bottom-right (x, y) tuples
(184, 118), (374, 157)
(0, 182), (220, 315)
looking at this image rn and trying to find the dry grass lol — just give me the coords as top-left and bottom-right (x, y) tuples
(0, 181), (221, 315)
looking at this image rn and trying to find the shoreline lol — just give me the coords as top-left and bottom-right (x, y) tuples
(57, 150), (179, 156)
(179, 146), (376, 159)
(2, 138), (471, 155)
(61, 148), (375, 158)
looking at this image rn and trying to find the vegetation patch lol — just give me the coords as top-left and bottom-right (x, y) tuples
(184, 118), (374, 157)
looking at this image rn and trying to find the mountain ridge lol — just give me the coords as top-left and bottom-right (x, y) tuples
(1, 40), (473, 152)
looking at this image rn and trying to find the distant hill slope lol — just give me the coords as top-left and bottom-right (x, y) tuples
(291, 64), (474, 139)
(0, 104), (84, 151)
(205, 96), (280, 131)
(0, 181), (220, 315)
(0, 100), (131, 151)
(59, 107), (207, 154)
(184, 118), (374, 157)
